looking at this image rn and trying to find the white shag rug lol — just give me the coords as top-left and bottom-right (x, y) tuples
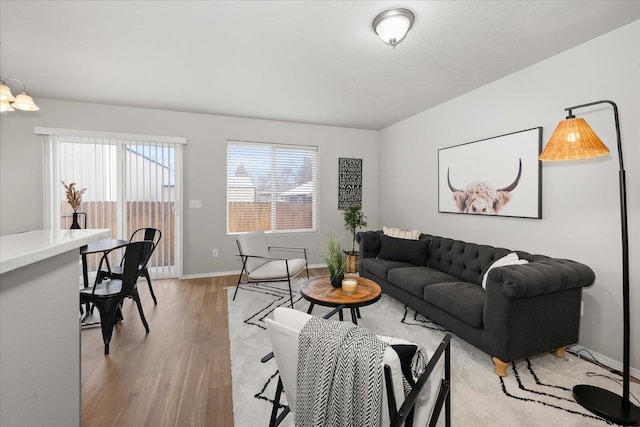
(227, 279), (635, 426)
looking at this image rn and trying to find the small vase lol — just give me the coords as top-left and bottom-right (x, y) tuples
(330, 273), (344, 288)
(70, 212), (81, 229)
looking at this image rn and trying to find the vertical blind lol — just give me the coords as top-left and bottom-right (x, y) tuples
(123, 142), (176, 277)
(227, 140), (318, 234)
(58, 136), (117, 230)
(50, 134), (180, 278)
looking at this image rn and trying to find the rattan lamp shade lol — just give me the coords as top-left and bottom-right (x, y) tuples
(539, 117), (610, 161)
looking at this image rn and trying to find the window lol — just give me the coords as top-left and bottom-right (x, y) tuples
(227, 140), (318, 234)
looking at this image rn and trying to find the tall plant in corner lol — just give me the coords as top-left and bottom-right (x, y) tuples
(343, 205), (367, 273)
(343, 205), (367, 255)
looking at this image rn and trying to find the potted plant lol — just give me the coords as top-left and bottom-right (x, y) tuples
(343, 205), (367, 273)
(323, 233), (346, 287)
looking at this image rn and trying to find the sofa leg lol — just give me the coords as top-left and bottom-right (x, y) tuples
(553, 346), (566, 358)
(492, 357), (510, 377)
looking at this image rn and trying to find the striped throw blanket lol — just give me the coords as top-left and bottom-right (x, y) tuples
(295, 316), (388, 427)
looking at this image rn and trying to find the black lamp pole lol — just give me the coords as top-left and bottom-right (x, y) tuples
(567, 100), (639, 425)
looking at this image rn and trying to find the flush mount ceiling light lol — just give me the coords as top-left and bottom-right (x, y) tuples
(0, 78), (40, 113)
(372, 8), (415, 48)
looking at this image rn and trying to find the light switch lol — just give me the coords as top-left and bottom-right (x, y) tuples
(189, 200), (202, 208)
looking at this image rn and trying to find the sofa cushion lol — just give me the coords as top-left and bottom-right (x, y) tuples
(363, 258), (416, 281)
(482, 252), (529, 289)
(382, 226), (421, 240)
(423, 282), (485, 328)
(379, 234), (430, 267)
(387, 267), (461, 298)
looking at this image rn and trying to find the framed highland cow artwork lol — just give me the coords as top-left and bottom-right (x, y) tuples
(438, 127), (542, 219)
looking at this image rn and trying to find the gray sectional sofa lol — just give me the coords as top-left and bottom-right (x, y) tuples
(356, 230), (595, 376)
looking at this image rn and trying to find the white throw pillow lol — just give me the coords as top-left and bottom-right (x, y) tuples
(482, 252), (529, 289)
(383, 226), (421, 240)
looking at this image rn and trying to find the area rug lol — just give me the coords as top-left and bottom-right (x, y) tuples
(227, 279), (635, 426)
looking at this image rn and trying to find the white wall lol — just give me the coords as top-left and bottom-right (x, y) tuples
(0, 101), (379, 275)
(1, 16), (636, 375)
(378, 21), (639, 373)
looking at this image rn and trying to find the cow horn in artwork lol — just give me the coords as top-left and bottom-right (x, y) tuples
(447, 168), (461, 193)
(497, 158), (522, 192)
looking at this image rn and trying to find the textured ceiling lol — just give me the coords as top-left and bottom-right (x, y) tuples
(1, 1), (639, 130)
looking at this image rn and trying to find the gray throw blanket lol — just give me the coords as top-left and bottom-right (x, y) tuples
(295, 316), (388, 427)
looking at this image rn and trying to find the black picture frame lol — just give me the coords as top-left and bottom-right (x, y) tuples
(438, 127), (542, 219)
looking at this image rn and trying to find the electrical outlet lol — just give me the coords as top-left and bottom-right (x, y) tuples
(189, 200), (202, 208)
(212, 249), (219, 258)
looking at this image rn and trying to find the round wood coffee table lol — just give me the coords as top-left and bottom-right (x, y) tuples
(300, 276), (382, 324)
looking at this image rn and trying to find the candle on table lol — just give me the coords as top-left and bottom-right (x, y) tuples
(341, 278), (357, 293)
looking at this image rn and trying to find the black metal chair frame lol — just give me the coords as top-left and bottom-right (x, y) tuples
(96, 227), (162, 305)
(233, 241), (309, 309)
(80, 241), (153, 355)
(386, 334), (452, 427)
(263, 317), (452, 427)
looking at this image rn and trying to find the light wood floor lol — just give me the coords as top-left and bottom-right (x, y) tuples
(81, 269), (326, 427)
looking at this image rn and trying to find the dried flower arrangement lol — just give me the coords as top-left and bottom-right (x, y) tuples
(61, 181), (86, 212)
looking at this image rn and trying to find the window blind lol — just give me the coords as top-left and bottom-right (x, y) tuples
(47, 133), (181, 277)
(227, 140), (318, 234)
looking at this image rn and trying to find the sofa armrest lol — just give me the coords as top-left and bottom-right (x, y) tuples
(486, 258), (595, 299)
(356, 230), (383, 259)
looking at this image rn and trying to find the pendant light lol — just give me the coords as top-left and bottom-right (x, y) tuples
(0, 78), (39, 112)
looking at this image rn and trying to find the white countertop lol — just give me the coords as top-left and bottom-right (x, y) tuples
(0, 229), (110, 274)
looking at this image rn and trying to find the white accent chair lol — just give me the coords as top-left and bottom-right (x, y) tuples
(233, 231), (309, 308)
(264, 307), (451, 427)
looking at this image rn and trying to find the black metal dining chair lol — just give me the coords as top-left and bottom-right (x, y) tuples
(96, 228), (162, 305)
(80, 241), (153, 355)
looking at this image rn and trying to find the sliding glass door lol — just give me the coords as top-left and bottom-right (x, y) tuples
(40, 128), (184, 278)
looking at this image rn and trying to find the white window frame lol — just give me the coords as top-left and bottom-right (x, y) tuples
(226, 140), (318, 235)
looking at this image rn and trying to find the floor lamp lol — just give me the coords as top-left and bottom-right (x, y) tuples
(539, 100), (639, 425)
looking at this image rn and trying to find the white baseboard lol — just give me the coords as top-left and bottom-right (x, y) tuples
(180, 270), (239, 279)
(567, 344), (640, 380)
(180, 263), (327, 280)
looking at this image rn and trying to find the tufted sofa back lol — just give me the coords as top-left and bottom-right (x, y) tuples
(425, 235), (538, 286)
(356, 230), (551, 287)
